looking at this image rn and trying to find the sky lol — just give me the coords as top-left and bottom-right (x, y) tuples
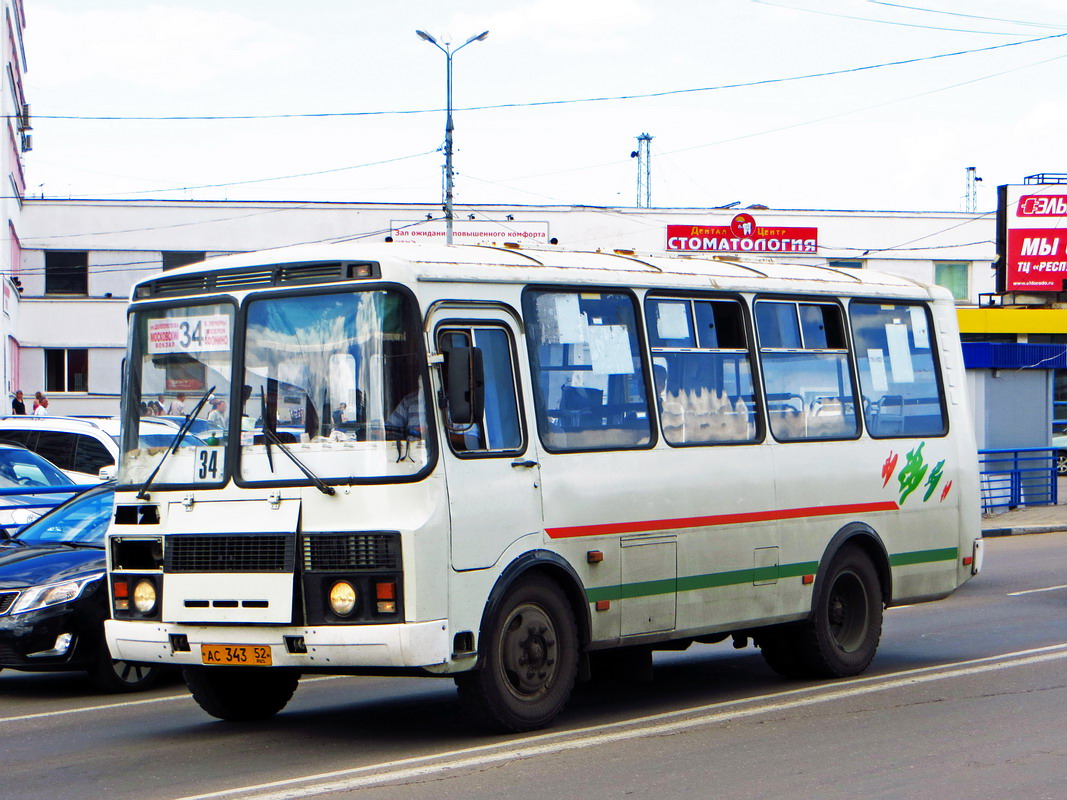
(20, 0), (1067, 214)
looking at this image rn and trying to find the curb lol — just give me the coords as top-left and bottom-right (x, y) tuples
(981, 525), (1067, 537)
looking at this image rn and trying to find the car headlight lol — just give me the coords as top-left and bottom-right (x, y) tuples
(10, 573), (103, 614)
(132, 579), (157, 614)
(328, 580), (357, 616)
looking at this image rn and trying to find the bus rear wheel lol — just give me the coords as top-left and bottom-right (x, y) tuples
(456, 575), (579, 732)
(760, 545), (882, 679)
(184, 667), (300, 721)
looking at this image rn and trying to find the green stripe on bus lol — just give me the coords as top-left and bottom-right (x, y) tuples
(585, 560), (820, 603)
(889, 547), (959, 567)
(584, 548), (956, 604)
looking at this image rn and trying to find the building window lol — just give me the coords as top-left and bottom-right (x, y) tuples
(45, 348), (88, 392)
(935, 262), (969, 301)
(162, 251), (206, 271)
(44, 251), (88, 295)
(828, 259), (864, 269)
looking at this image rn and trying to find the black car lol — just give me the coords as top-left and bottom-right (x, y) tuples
(0, 483), (161, 692)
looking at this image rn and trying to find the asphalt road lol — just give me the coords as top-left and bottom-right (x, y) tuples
(2, 532), (1066, 800)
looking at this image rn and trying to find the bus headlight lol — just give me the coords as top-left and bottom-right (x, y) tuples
(329, 581), (357, 616)
(133, 579), (158, 614)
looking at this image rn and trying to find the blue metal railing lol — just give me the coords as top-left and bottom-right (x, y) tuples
(0, 483), (98, 536)
(978, 447), (1058, 513)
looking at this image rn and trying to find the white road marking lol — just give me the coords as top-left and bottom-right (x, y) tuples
(169, 643), (1067, 800)
(1007, 583), (1067, 596)
(0, 675), (343, 725)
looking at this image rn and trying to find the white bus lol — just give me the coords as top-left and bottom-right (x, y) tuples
(105, 243), (982, 731)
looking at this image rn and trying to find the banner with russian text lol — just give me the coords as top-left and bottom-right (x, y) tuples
(666, 214), (817, 254)
(1000, 185), (1067, 292)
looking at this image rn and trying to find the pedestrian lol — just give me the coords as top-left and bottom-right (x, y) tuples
(11, 390), (25, 415)
(33, 392), (48, 415)
(207, 398), (227, 428)
(167, 392), (186, 415)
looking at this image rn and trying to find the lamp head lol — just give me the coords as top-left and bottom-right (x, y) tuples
(415, 29), (437, 44)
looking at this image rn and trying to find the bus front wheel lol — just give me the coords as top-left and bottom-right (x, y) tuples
(760, 545), (882, 679)
(184, 666), (300, 721)
(456, 575), (579, 732)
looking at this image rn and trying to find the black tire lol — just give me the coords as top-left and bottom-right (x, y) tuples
(756, 625), (809, 679)
(456, 575), (579, 732)
(89, 639), (162, 693)
(1057, 451), (1067, 477)
(759, 545), (882, 679)
(183, 667), (299, 721)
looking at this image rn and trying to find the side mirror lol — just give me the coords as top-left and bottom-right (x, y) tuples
(443, 342), (484, 426)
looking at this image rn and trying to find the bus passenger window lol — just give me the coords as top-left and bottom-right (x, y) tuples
(523, 290), (651, 451)
(646, 296), (758, 445)
(849, 302), (946, 437)
(756, 300), (858, 442)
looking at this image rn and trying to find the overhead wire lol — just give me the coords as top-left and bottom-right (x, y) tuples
(448, 48), (1067, 206)
(20, 31), (1067, 123)
(866, 2), (1067, 30)
(752, 0), (1066, 35)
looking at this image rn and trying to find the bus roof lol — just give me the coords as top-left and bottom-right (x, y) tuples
(134, 242), (949, 302)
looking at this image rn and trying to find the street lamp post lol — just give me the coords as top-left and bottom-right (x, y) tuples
(416, 29), (488, 245)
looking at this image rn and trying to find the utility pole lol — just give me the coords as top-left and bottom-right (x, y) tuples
(416, 29), (489, 244)
(965, 166), (982, 213)
(631, 133), (653, 208)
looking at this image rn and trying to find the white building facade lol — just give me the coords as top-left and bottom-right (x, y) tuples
(16, 198), (995, 416)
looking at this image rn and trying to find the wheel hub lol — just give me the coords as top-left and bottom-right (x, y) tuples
(502, 606), (557, 697)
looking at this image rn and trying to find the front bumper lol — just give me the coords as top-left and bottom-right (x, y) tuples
(105, 618), (452, 670)
(0, 605), (96, 671)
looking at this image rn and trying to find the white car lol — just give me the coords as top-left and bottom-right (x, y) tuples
(0, 415), (200, 483)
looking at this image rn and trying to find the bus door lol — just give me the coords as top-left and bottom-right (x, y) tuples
(432, 308), (543, 571)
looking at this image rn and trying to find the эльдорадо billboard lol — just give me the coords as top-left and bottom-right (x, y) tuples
(998, 184), (1067, 292)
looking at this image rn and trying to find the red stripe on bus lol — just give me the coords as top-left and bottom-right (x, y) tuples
(544, 501), (901, 539)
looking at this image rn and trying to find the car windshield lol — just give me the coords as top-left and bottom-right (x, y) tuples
(0, 447), (73, 488)
(14, 486), (114, 545)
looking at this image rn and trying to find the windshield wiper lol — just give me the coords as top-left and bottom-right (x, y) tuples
(136, 386), (216, 500)
(259, 424), (336, 496)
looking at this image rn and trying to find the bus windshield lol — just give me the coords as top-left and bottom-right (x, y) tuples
(120, 289), (431, 488)
(238, 288), (431, 483)
(121, 301), (234, 488)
